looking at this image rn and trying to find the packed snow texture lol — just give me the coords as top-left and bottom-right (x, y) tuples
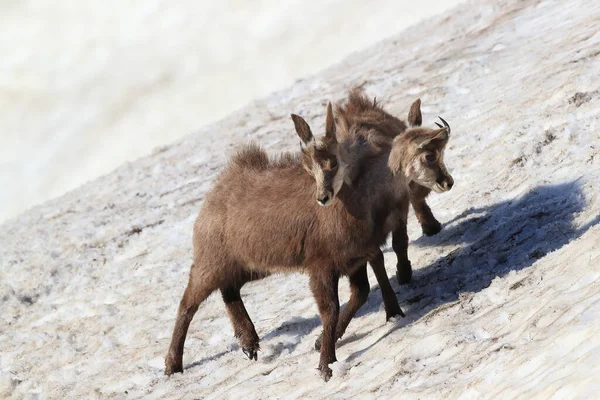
(1, 0), (600, 398)
(0, 0), (462, 223)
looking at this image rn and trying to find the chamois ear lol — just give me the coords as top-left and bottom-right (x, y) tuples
(291, 113), (314, 145)
(417, 128), (449, 149)
(388, 137), (405, 175)
(325, 102), (337, 142)
(408, 99), (422, 127)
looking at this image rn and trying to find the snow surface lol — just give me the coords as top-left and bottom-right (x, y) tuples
(1, 0), (600, 398)
(0, 0), (462, 223)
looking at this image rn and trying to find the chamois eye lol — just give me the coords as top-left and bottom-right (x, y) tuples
(425, 153), (436, 162)
(330, 159), (338, 168)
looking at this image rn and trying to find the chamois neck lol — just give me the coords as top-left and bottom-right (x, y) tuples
(339, 146), (400, 206)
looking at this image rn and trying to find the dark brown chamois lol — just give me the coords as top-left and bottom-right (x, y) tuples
(291, 106), (404, 353)
(291, 105), (404, 323)
(335, 90), (454, 284)
(309, 94), (454, 350)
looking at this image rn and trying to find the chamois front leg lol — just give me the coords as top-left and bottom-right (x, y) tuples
(393, 201), (412, 285)
(314, 264), (370, 351)
(393, 221), (412, 285)
(310, 270), (340, 382)
(409, 183), (441, 236)
(369, 250), (405, 319)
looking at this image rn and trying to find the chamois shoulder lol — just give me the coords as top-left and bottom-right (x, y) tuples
(230, 143), (270, 171)
(347, 88), (380, 113)
(336, 88), (406, 142)
(338, 88), (387, 118)
(229, 143), (302, 171)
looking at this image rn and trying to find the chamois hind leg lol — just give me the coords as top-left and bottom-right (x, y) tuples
(165, 269), (218, 375)
(221, 270), (269, 361)
(310, 270), (340, 382)
(409, 183), (441, 236)
(369, 250), (405, 319)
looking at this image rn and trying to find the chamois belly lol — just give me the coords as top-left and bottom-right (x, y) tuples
(318, 222), (380, 275)
(224, 205), (310, 272)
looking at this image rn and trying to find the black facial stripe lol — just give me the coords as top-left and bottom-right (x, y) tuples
(322, 170), (336, 191)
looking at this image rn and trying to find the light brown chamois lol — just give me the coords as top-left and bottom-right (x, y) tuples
(334, 90), (454, 284)
(164, 103), (452, 381)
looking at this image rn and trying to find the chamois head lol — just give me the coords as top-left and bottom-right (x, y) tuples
(389, 99), (454, 193)
(291, 103), (347, 206)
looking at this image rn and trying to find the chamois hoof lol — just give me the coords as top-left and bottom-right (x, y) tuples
(164, 359), (183, 376)
(421, 220), (442, 236)
(242, 346), (259, 361)
(386, 307), (406, 321)
(319, 365), (333, 382)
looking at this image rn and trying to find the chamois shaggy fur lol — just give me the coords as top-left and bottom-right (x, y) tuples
(334, 89), (454, 284)
(292, 105), (406, 353)
(164, 101), (452, 382)
(309, 92), (454, 350)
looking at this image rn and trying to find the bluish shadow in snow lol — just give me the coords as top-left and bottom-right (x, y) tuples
(185, 350), (230, 371)
(260, 315), (321, 362)
(262, 315), (322, 341)
(408, 180), (599, 292)
(346, 180), (600, 360)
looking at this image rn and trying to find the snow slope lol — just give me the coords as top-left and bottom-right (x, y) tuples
(1, 0), (599, 398)
(0, 0), (462, 223)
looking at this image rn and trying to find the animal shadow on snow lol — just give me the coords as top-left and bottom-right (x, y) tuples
(343, 180), (599, 360)
(259, 316), (323, 362)
(269, 181), (598, 362)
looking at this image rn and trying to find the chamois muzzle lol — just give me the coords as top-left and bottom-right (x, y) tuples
(317, 193), (333, 206)
(442, 174), (454, 191)
(433, 173), (454, 193)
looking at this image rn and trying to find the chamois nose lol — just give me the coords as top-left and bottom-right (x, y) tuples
(444, 176), (454, 190)
(317, 195), (330, 206)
